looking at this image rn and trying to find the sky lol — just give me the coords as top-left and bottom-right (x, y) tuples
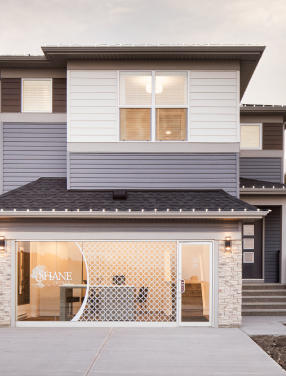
(1, 0), (286, 104)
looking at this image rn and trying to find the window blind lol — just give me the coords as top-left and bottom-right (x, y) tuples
(240, 125), (261, 149)
(22, 79), (52, 113)
(156, 109), (187, 141)
(120, 109), (151, 141)
(155, 72), (187, 106)
(120, 72), (152, 106)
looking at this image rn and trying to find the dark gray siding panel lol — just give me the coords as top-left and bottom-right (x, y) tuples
(69, 153), (239, 196)
(240, 157), (282, 183)
(263, 124), (283, 150)
(260, 206), (281, 283)
(3, 123), (67, 192)
(1, 78), (21, 112)
(52, 78), (66, 113)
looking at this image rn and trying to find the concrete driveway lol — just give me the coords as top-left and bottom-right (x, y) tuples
(0, 327), (285, 376)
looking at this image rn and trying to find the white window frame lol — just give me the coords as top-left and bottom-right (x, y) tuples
(178, 241), (214, 327)
(240, 123), (262, 150)
(13, 239), (214, 328)
(118, 70), (189, 142)
(21, 78), (53, 113)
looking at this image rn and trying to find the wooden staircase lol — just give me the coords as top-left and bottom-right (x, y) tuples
(242, 283), (286, 316)
(181, 283), (203, 320)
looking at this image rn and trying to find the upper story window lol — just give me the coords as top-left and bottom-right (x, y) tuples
(240, 124), (262, 150)
(22, 79), (52, 113)
(119, 71), (188, 141)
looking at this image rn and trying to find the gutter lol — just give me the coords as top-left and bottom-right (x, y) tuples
(42, 45), (265, 55)
(0, 209), (270, 219)
(240, 189), (286, 195)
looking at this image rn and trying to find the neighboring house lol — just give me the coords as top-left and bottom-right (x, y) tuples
(238, 104), (286, 316)
(240, 104), (286, 282)
(0, 44), (278, 328)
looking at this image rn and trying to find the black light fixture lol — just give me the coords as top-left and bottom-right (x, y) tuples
(0, 236), (6, 252)
(224, 236), (232, 253)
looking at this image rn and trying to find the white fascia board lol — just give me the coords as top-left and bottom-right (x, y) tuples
(240, 189), (286, 195)
(0, 210), (270, 219)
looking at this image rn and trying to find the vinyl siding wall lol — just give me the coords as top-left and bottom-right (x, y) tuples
(1, 78), (21, 112)
(52, 78), (67, 113)
(189, 71), (239, 142)
(3, 122), (67, 192)
(1, 78), (67, 114)
(263, 123), (283, 150)
(240, 157), (282, 183)
(69, 152), (239, 196)
(68, 70), (118, 142)
(67, 69), (239, 143)
(262, 206), (281, 283)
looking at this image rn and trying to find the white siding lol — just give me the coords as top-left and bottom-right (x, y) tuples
(68, 69), (239, 143)
(189, 71), (239, 142)
(68, 70), (118, 142)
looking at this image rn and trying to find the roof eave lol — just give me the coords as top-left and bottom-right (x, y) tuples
(240, 105), (286, 120)
(240, 189), (286, 195)
(0, 56), (65, 69)
(0, 210), (269, 219)
(42, 45), (265, 59)
(0, 45), (265, 97)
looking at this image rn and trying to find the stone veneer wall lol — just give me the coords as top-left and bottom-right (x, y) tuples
(218, 240), (242, 327)
(0, 240), (11, 326)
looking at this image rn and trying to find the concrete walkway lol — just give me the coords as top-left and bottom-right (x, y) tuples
(242, 316), (286, 336)
(0, 327), (285, 376)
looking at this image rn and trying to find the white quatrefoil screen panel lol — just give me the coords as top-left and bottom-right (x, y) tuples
(75, 241), (177, 322)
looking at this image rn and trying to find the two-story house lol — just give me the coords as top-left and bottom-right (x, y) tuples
(0, 45), (273, 328)
(238, 104), (286, 316)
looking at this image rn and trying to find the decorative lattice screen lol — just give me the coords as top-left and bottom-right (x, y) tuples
(76, 241), (177, 322)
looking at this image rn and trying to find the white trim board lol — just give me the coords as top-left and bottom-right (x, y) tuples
(178, 241), (214, 327)
(0, 210), (269, 220)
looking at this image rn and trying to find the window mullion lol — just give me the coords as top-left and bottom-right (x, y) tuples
(151, 71), (156, 142)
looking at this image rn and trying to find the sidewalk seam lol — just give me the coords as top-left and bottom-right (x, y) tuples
(84, 328), (113, 376)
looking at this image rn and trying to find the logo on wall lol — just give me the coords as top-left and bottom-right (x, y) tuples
(31, 265), (73, 288)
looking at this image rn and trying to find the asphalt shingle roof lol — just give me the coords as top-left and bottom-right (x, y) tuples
(240, 177), (286, 189)
(0, 177), (258, 212)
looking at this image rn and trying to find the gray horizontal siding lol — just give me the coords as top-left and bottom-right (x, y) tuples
(240, 157), (282, 183)
(69, 153), (239, 196)
(260, 206), (281, 283)
(3, 122), (67, 192)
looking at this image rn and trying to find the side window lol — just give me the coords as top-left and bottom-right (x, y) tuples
(22, 79), (52, 113)
(242, 224), (255, 263)
(240, 124), (262, 150)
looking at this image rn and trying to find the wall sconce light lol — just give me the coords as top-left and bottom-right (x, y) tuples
(0, 236), (6, 252)
(224, 236), (232, 253)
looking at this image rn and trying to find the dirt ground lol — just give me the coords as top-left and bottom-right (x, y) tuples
(252, 335), (286, 371)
